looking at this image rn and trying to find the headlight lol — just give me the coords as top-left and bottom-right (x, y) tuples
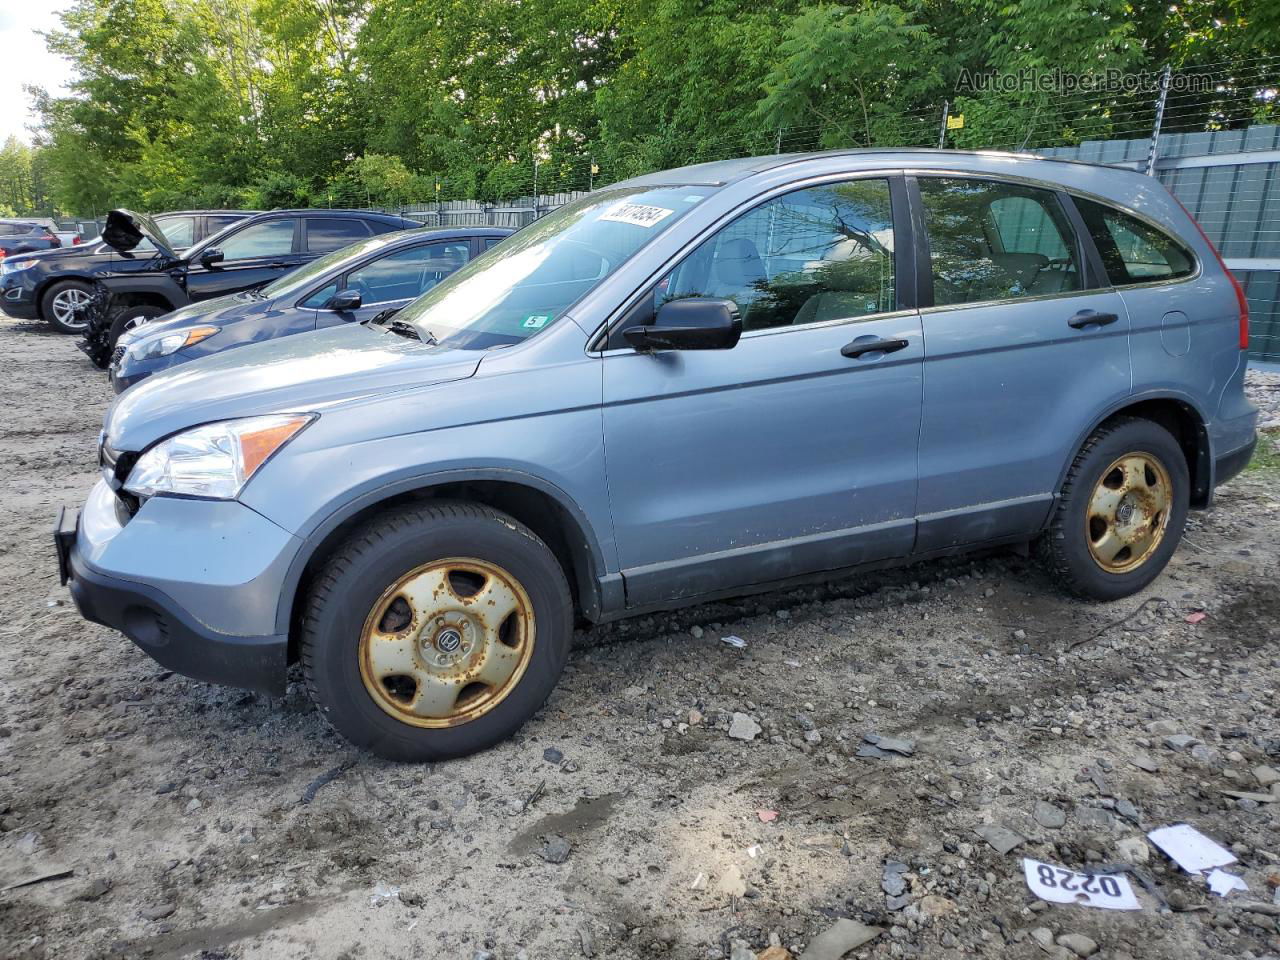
(1, 259), (37, 275)
(124, 413), (316, 499)
(127, 325), (219, 361)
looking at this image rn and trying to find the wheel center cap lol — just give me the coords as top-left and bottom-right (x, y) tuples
(1116, 501), (1135, 523)
(436, 628), (462, 653)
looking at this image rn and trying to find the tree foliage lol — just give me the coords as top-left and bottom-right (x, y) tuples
(7, 0), (1277, 216)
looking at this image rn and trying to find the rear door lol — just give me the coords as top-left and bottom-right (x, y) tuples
(602, 175), (924, 607)
(184, 216), (303, 301)
(911, 174), (1132, 551)
(314, 239), (473, 328)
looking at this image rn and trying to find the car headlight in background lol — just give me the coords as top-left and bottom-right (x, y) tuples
(127, 325), (219, 360)
(1, 259), (38, 275)
(124, 413), (316, 499)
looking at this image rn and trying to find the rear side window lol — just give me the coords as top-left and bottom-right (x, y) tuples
(918, 178), (1083, 306)
(1074, 198), (1195, 285)
(307, 218), (372, 253)
(206, 214), (246, 236)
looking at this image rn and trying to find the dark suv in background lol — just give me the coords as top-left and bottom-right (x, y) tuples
(0, 220), (61, 258)
(0, 210), (259, 332)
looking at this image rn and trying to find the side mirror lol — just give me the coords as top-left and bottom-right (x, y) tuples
(325, 289), (362, 312)
(200, 247), (224, 268)
(623, 297), (742, 352)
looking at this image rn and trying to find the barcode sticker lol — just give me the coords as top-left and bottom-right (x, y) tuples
(600, 203), (675, 228)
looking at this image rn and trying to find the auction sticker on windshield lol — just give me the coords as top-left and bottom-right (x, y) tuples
(1021, 859), (1141, 910)
(601, 203), (675, 228)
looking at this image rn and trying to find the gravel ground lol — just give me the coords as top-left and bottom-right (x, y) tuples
(1, 315), (1278, 960)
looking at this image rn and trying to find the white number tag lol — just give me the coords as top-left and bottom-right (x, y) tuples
(1022, 859), (1141, 910)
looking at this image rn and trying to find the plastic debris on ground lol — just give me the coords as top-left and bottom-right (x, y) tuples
(721, 635), (747, 649)
(1148, 823), (1249, 897)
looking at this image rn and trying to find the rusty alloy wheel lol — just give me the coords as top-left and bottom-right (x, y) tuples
(358, 557), (535, 728)
(1085, 452), (1173, 574)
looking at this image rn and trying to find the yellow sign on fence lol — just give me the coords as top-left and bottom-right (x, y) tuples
(947, 114), (965, 130)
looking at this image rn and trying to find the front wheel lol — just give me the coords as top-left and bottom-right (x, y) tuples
(1040, 417), (1189, 600)
(301, 501), (572, 761)
(41, 280), (93, 334)
(107, 304), (169, 350)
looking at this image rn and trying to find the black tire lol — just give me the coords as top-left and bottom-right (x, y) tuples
(301, 501), (573, 762)
(107, 304), (169, 350)
(41, 280), (94, 334)
(1040, 417), (1189, 601)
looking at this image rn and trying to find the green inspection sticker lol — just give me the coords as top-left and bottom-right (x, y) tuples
(522, 314), (552, 329)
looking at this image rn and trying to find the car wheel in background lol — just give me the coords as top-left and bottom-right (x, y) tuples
(41, 280), (94, 334)
(301, 501), (573, 762)
(1039, 417), (1189, 601)
(107, 305), (169, 350)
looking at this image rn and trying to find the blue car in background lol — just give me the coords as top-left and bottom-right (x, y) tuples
(111, 226), (512, 391)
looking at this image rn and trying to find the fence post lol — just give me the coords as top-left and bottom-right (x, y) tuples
(937, 101), (950, 149)
(1145, 64), (1172, 177)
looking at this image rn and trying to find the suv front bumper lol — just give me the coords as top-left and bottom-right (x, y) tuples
(57, 481), (300, 696)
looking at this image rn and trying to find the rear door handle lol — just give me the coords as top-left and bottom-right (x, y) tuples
(269, 262), (289, 269)
(841, 337), (909, 359)
(1068, 309), (1119, 329)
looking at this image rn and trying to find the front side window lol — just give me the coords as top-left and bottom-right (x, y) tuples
(158, 216), (195, 249)
(218, 219), (296, 261)
(307, 218), (372, 254)
(919, 178), (1082, 305)
(346, 241), (470, 304)
(301, 282), (339, 309)
(392, 186), (713, 350)
(1075, 198), (1195, 285)
(650, 178), (896, 332)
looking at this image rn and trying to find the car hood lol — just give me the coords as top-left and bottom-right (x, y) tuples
(102, 209), (178, 259)
(106, 322), (482, 452)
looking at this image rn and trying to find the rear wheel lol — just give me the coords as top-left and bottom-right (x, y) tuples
(41, 280), (93, 334)
(301, 501), (572, 761)
(107, 304), (169, 350)
(1040, 417), (1189, 600)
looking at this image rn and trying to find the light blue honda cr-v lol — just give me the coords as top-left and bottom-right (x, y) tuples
(57, 149), (1258, 761)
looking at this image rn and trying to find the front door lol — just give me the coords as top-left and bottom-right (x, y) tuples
(911, 175), (1133, 551)
(603, 176), (924, 607)
(184, 217), (304, 301)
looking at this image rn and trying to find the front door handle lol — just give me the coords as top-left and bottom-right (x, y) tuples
(841, 337), (909, 359)
(1068, 309), (1119, 329)
(268, 262), (289, 269)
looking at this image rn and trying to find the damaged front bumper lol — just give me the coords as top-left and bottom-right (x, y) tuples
(57, 480), (300, 696)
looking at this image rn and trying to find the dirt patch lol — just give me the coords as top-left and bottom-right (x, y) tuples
(1, 317), (1278, 960)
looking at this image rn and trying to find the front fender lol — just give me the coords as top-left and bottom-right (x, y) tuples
(267, 466), (615, 637)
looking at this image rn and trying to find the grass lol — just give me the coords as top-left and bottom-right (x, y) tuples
(1245, 429), (1280, 474)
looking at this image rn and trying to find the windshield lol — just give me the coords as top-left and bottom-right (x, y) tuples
(258, 231), (409, 301)
(393, 186), (713, 349)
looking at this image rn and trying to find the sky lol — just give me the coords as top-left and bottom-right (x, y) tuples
(0, 0), (77, 144)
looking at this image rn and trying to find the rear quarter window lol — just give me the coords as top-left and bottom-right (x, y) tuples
(1075, 198), (1196, 285)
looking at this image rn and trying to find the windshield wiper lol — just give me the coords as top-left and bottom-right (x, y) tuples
(387, 319), (439, 344)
